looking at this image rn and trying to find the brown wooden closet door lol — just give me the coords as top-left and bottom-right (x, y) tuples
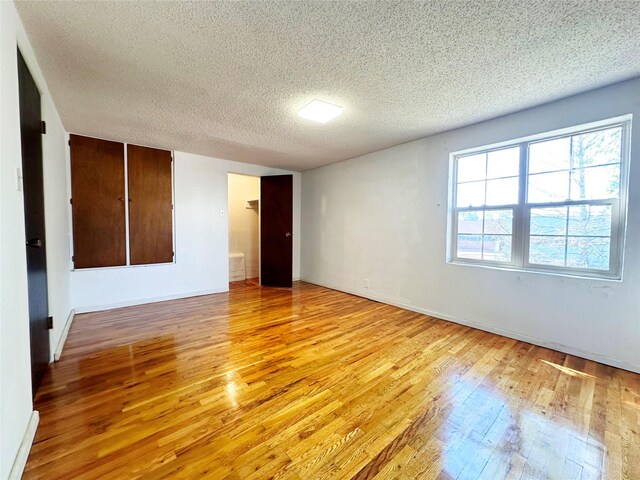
(70, 135), (126, 268)
(127, 144), (173, 265)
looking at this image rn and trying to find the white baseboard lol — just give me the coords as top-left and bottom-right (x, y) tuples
(74, 288), (228, 314)
(302, 278), (640, 374)
(8, 411), (39, 480)
(54, 309), (75, 361)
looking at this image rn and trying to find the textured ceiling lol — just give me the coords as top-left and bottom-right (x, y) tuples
(15, 0), (640, 171)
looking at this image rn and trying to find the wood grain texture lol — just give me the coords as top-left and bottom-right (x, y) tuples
(26, 282), (640, 479)
(70, 134), (126, 268)
(127, 144), (173, 265)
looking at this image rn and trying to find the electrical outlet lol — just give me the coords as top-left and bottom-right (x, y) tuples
(363, 278), (369, 288)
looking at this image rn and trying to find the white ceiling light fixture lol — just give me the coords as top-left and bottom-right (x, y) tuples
(298, 100), (343, 124)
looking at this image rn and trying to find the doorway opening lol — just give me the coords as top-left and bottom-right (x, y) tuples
(228, 173), (260, 286)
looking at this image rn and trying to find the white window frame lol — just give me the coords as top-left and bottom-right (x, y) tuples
(447, 115), (632, 280)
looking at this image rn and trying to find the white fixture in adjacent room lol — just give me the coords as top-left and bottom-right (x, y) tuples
(298, 100), (343, 123)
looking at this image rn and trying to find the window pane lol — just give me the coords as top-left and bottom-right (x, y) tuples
(527, 171), (569, 203)
(457, 153), (486, 183)
(486, 177), (518, 206)
(457, 211), (483, 234)
(529, 137), (571, 174)
(568, 205), (612, 237)
(487, 147), (519, 179)
(530, 207), (568, 236)
(457, 234), (482, 259)
(529, 236), (566, 266)
(571, 127), (622, 168)
(484, 209), (513, 234)
(451, 121), (625, 278)
(483, 235), (512, 262)
(566, 237), (610, 270)
(457, 181), (485, 207)
(570, 164), (620, 200)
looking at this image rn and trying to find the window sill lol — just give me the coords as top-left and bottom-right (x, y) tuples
(71, 261), (176, 272)
(447, 259), (622, 282)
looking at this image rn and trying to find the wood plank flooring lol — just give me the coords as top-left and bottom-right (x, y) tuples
(25, 281), (640, 479)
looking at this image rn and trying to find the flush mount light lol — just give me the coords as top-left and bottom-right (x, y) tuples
(298, 100), (343, 124)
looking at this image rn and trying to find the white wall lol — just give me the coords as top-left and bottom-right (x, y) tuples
(301, 78), (640, 373)
(42, 79), (73, 361)
(0, 1), (72, 478)
(228, 173), (260, 279)
(71, 151), (301, 311)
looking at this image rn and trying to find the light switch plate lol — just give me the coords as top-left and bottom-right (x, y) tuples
(16, 167), (23, 191)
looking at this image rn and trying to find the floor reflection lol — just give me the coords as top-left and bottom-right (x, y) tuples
(440, 364), (605, 479)
(27, 283), (637, 479)
(540, 359), (597, 379)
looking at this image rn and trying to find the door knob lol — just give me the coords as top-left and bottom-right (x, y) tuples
(285, 232), (292, 237)
(26, 238), (42, 248)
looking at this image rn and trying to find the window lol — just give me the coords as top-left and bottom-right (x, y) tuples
(448, 116), (631, 279)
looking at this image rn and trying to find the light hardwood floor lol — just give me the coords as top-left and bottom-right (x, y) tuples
(25, 281), (640, 479)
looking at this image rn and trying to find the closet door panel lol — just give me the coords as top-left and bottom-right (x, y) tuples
(127, 144), (173, 265)
(70, 135), (126, 268)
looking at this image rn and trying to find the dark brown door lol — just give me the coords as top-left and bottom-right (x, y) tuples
(70, 135), (126, 268)
(127, 144), (174, 265)
(260, 175), (293, 287)
(18, 49), (50, 397)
